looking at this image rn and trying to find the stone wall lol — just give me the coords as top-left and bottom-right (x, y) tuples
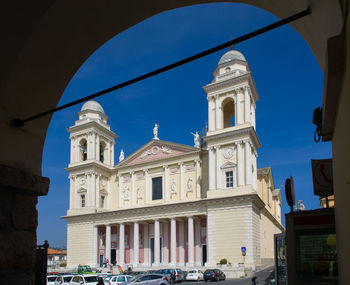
(0, 164), (49, 285)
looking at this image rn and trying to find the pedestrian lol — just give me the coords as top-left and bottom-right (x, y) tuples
(170, 271), (176, 285)
(97, 277), (105, 285)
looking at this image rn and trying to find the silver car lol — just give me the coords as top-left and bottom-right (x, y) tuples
(155, 269), (184, 283)
(126, 274), (169, 285)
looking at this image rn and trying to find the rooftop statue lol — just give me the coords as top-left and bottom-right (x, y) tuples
(153, 123), (159, 140)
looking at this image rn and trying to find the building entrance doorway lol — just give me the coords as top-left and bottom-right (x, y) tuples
(99, 254), (104, 267)
(202, 245), (207, 265)
(111, 249), (116, 265)
(150, 237), (163, 264)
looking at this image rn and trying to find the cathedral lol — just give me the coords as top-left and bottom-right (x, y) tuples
(63, 49), (283, 270)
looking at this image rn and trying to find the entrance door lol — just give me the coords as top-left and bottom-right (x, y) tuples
(202, 245), (207, 265)
(99, 255), (104, 267)
(111, 249), (116, 265)
(150, 237), (163, 264)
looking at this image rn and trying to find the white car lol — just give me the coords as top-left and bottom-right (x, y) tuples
(186, 270), (204, 281)
(70, 274), (99, 285)
(54, 275), (75, 285)
(109, 275), (133, 285)
(47, 275), (58, 285)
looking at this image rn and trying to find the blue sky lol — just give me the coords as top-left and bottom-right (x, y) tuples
(38, 3), (331, 247)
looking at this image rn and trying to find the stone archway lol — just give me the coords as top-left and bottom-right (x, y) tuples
(0, 1), (347, 284)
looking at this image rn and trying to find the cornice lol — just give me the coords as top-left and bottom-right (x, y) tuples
(66, 160), (114, 174)
(68, 120), (118, 139)
(203, 73), (258, 102)
(62, 193), (264, 223)
(203, 126), (261, 150)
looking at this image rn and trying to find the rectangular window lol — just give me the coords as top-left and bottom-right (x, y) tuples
(81, 194), (86, 208)
(152, 177), (163, 200)
(100, 196), (105, 208)
(225, 171), (233, 188)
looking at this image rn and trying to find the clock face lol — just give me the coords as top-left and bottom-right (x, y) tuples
(79, 176), (86, 185)
(223, 147), (234, 159)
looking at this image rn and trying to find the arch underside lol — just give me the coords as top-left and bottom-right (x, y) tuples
(0, 0), (343, 175)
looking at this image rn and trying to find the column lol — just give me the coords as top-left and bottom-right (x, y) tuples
(96, 135), (100, 161)
(236, 89), (242, 125)
(118, 174), (123, 208)
(96, 174), (100, 208)
(133, 221), (139, 265)
(236, 142), (243, 186)
(93, 226), (98, 266)
(131, 171), (136, 206)
(163, 222), (169, 264)
(69, 175), (75, 209)
(215, 95), (220, 130)
(154, 219), (160, 265)
(111, 142), (115, 166)
(187, 216), (194, 266)
(144, 169), (150, 204)
(179, 221), (185, 265)
(75, 139), (80, 162)
(87, 132), (92, 159)
(106, 225), (111, 262)
(170, 218), (177, 265)
(92, 132), (96, 160)
(251, 104), (256, 129)
(179, 163), (184, 200)
(245, 141), (251, 185)
(91, 172), (96, 207)
(70, 137), (74, 163)
(143, 223), (149, 266)
(208, 97), (214, 131)
(163, 165), (169, 202)
(195, 160), (201, 198)
(195, 218), (201, 266)
(215, 146), (221, 189)
(208, 147), (214, 190)
(119, 223), (125, 265)
(244, 86), (250, 123)
(107, 142), (111, 165)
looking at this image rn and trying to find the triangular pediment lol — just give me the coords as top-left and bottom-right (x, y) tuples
(221, 161), (237, 169)
(117, 140), (199, 167)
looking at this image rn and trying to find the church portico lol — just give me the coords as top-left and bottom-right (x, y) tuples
(90, 213), (207, 268)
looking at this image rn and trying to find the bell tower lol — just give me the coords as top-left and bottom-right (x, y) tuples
(66, 100), (117, 215)
(203, 49), (260, 197)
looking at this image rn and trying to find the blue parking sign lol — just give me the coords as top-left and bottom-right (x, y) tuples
(241, 247), (246, 252)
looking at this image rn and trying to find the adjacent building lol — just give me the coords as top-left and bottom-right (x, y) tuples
(63, 49), (283, 270)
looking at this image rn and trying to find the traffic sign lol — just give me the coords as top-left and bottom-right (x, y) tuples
(241, 247), (246, 252)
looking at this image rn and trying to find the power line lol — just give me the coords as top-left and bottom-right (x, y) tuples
(12, 8), (310, 127)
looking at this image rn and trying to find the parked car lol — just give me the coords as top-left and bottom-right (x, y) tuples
(155, 269), (184, 283)
(186, 270), (204, 281)
(126, 274), (169, 285)
(70, 274), (99, 285)
(203, 269), (226, 282)
(54, 274), (75, 285)
(109, 275), (133, 285)
(103, 275), (117, 285)
(47, 275), (58, 285)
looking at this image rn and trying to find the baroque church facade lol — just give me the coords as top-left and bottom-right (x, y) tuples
(64, 49), (283, 269)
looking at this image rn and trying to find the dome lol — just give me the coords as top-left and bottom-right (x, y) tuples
(218, 50), (246, 65)
(81, 100), (104, 114)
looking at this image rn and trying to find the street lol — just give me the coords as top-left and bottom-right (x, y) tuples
(184, 267), (275, 285)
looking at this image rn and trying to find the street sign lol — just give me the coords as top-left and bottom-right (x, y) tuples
(242, 252), (246, 256)
(311, 159), (333, 197)
(241, 247), (246, 252)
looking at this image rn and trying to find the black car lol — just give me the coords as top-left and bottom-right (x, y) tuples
(204, 269), (226, 282)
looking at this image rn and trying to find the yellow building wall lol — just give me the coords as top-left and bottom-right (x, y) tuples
(67, 222), (94, 267)
(207, 203), (261, 269)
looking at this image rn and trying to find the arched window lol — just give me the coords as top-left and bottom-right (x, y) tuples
(80, 139), (87, 161)
(222, 98), (235, 128)
(99, 142), (105, 163)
